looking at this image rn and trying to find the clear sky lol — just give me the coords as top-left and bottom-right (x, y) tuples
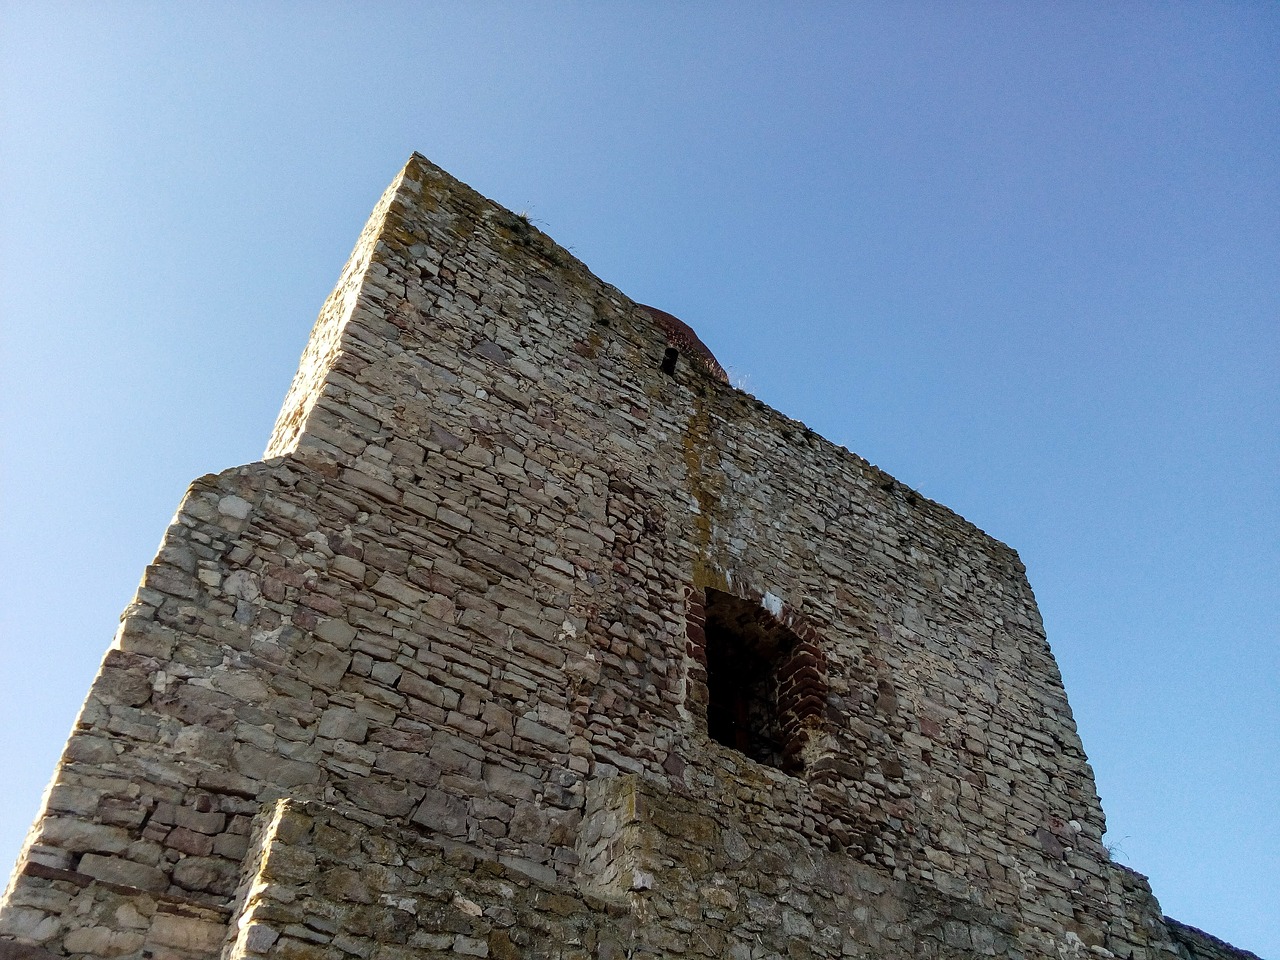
(2, 3), (1276, 953)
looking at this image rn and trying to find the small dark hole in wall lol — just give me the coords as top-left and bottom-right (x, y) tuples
(660, 347), (679, 376)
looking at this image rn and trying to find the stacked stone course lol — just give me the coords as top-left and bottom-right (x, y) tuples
(0, 154), (1258, 959)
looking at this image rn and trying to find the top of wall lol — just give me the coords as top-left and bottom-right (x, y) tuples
(271, 152), (1026, 571)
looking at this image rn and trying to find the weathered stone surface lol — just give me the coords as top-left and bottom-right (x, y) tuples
(76, 853), (168, 892)
(0, 154), (1258, 960)
(1168, 918), (1266, 960)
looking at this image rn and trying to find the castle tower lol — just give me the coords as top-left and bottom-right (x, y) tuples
(0, 155), (1251, 960)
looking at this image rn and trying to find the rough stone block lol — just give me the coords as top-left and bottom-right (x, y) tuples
(76, 854), (167, 892)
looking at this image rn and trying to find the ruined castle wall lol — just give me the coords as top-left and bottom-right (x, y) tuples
(1, 156), (1187, 960)
(1165, 918), (1264, 960)
(221, 796), (1022, 960)
(264, 168), (407, 459)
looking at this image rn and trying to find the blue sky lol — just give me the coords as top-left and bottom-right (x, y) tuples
(2, 3), (1276, 953)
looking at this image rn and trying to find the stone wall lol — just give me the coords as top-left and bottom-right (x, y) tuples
(1166, 920), (1264, 960)
(0, 154), (1251, 959)
(216, 794), (1070, 960)
(223, 800), (625, 960)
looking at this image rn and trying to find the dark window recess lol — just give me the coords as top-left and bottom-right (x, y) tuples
(704, 588), (814, 773)
(660, 347), (679, 375)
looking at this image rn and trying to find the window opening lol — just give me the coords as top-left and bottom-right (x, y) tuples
(660, 347), (679, 375)
(703, 588), (807, 773)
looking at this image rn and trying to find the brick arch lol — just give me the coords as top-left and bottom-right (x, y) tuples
(684, 582), (830, 775)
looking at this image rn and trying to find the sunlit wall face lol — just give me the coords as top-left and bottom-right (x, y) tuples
(1, 5), (1275, 956)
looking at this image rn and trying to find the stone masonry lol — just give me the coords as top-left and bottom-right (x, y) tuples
(0, 155), (1262, 960)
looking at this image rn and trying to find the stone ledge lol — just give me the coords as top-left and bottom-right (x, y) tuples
(20, 861), (233, 920)
(1166, 917), (1264, 960)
